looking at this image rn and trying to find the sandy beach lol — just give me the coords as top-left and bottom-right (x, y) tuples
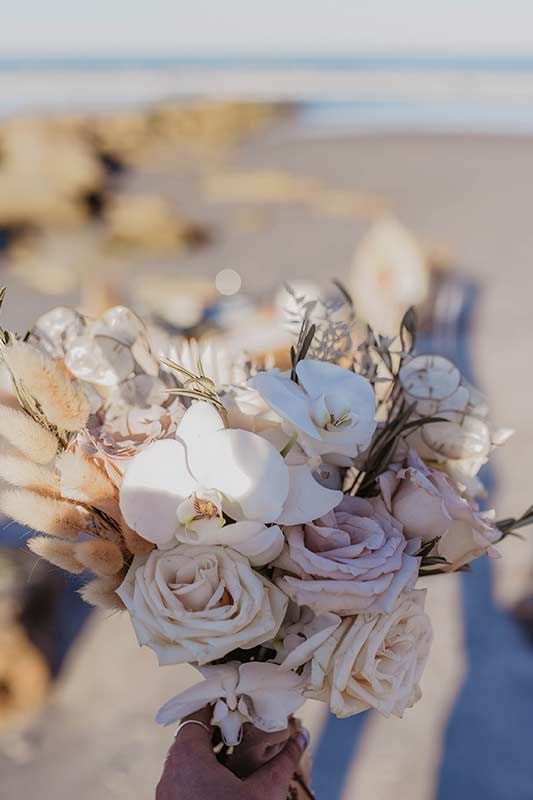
(1, 124), (533, 799)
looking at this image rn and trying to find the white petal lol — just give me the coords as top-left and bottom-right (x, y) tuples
(198, 429), (289, 523)
(251, 370), (319, 439)
(156, 676), (226, 726)
(120, 439), (196, 544)
(276, 464), (343, 525)
(296, 359), (375, 413)
(175, 520), (284, 566)
(224, 522), (285, 566)
(176, 401), (226, 479)
(219, 710), (245, 746)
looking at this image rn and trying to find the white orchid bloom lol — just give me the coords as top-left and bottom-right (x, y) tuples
(156, 661), (305, 746)
(120, 400), (341, 559)
(250, 359), (376, 466)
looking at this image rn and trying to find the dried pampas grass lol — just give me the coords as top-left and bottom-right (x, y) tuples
(28, 536), (85, 574)
(0, 454), (59, 495)
(0, 405), (58, 464)
(75, 540), (124, 576)
(0, 489), (87, 539)
(3, 341), (90, 432)
(79, 575), (125, 611)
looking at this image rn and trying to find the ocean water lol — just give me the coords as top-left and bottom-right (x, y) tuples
(3, 54), (533, 134)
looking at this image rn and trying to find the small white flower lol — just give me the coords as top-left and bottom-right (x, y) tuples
(250, 358), (376, 466)
(156, 661), (305, 746)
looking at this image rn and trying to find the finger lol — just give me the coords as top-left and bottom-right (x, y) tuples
(245, 729), (310, 799)
(226, 725), (292, 778)
(166, 707), (216, 764)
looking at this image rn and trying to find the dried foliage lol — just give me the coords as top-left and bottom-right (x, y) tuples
(0, 405), (58, 464)
(28, 536), (85, 574)
(74, 540), (124, 577)
(2, 340), (90, 433)
(57, 449), (117, 509)
(0, 453), (60, 495)
(79, 575), (125, 611)
(0, 489), (89, 539)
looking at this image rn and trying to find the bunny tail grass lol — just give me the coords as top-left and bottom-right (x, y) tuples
(3, 341), (90, 432)
(0, 489), (87, 539)
(120, 520), (155, 557)
(0, 406), (58, 464)
(57, 450), (117, 509)
(0, 454), (60, 496)
(28, 536), (85, 574)
(79, 575), (125, 610)
(74, 540), (124, 577)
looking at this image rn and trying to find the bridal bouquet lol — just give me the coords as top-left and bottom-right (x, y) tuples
(0, 287), (527, 749)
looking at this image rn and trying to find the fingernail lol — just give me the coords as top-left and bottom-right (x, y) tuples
(295, 728), (310, 752)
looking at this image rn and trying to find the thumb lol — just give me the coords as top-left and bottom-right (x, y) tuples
(245, 729), (310, 799)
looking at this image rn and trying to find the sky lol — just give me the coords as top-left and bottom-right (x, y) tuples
(2, 0), (533, 56)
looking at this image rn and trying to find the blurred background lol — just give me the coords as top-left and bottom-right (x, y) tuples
(1, 2), (533, 798)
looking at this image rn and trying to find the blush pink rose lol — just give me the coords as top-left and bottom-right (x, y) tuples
(274, 495), (420, 615)
(379, 450), (500, 570)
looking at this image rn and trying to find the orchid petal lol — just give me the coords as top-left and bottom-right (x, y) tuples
(198, 429), (289, 523)
(296, 358), (374, 402)
(250, 370), (319, 439)
(120, 439), (196, 545)
(277, 464), (342, 525)
(176, 402), (226, 480)
(156, 676), (228, 726)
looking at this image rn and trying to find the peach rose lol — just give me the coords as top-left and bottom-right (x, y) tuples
(117, 544), (287, 666)
(281, 590), (432, 719)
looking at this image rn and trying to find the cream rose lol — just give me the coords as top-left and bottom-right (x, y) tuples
(281, 590), (432, 719)
(117, 544), (288, 666)
(380, 450), (500, 570)
(274, 495), (420, 615)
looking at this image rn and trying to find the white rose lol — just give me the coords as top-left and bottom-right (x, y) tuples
(117, 544), (288, 666)
(281, 590), (432, 719)
(250, 358), (376, 466)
